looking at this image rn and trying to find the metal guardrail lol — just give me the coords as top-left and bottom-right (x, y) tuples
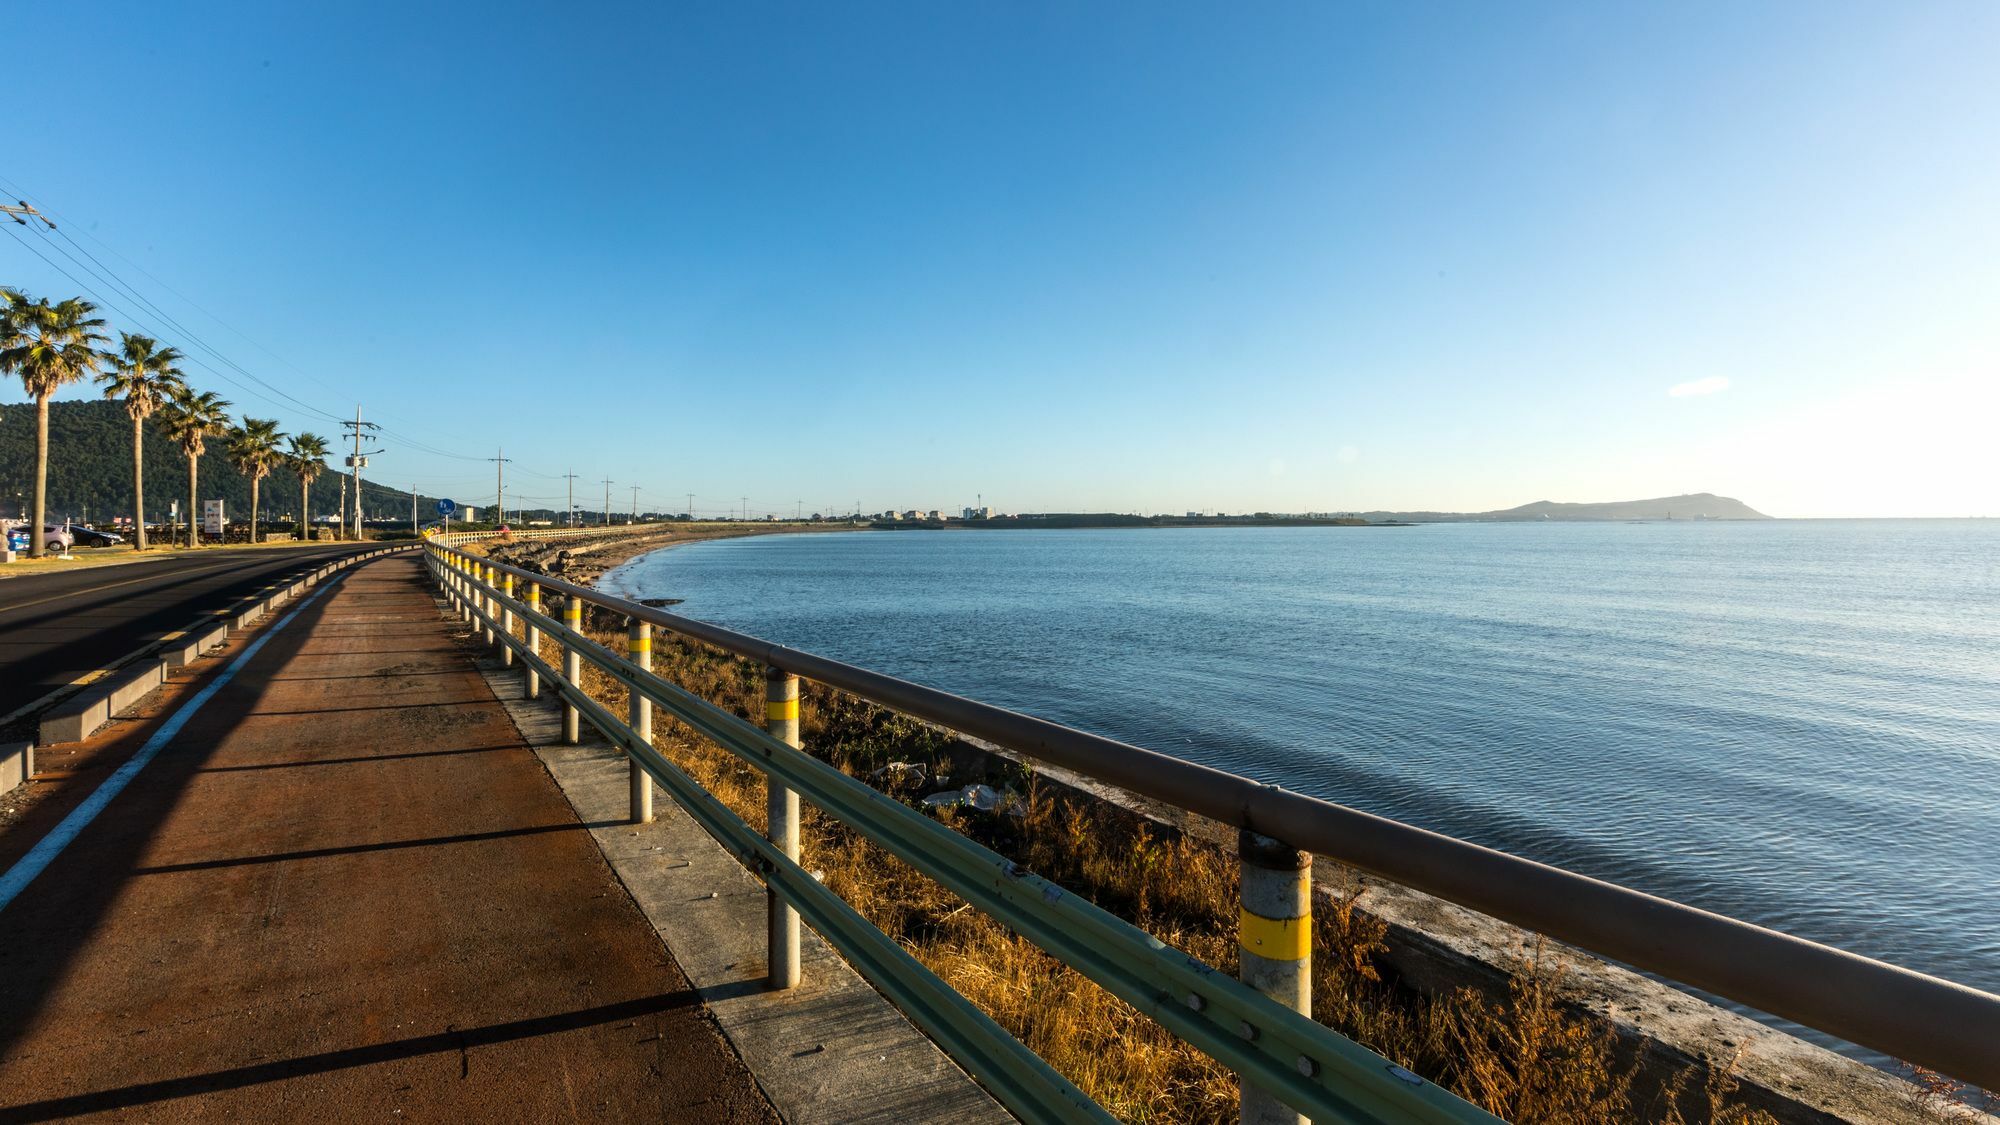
(425, 540), (2000, 1111)
(429, 543), (1495, 1124)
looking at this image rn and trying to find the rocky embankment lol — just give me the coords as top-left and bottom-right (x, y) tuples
(478, 527), (680, 586)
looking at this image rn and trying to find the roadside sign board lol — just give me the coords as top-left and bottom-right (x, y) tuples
(202, 500), (225, 536)
(436, 498), (456, 517)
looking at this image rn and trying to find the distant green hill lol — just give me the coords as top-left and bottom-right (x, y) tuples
(1356, 493), (1772, 522)
(0, 399), (436, 525)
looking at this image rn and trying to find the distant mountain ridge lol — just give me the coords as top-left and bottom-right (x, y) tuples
(1358, 493), (1771, 522)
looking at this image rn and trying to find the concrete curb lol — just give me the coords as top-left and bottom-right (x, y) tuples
(36, 691), (110, 747)
(101, 661), (164, 719)
(0, 741), (31, 796)
(159, 632), (205, 669)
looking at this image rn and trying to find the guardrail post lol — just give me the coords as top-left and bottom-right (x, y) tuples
(499, 573), (515, 667)
(765, 667), (802, 990)
(481, 565), (497, 647)
(1238, 829), (1311, 1125)
(627, 619), (654, 823)
(525, 581), (541, 699)
(562, 596), (583, 744)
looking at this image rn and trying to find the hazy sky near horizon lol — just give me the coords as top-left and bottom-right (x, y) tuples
(5, 2), (1995, 519)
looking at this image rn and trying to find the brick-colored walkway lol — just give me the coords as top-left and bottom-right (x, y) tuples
(0, 555), (773, 1123)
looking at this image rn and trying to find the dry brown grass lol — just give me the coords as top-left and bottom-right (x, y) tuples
(484, 591), (1787, 1124)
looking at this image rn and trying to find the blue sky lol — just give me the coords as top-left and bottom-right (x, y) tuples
(5, 2), (1994, 517)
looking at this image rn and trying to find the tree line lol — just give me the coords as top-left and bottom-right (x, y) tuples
(0, 289), (331, 557)
(0, 399), (436, 523)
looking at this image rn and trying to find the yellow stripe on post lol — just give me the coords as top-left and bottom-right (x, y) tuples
(765, 698), (798, 722)
(1239, 907), (1310, 962)
(630, 637), (651, 653)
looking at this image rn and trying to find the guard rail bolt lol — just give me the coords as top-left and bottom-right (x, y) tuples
(766, 666), (802, 991)
(562, 596), (583, 744)
(1238, 828), (1311, 1125)
(525, 581), (542, 699)
(500, 573), (516, 668)
(628, 618), (654, 823)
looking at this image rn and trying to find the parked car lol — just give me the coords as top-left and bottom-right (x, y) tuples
(71, 526), (125, 548)
(7, 525), (77, 553)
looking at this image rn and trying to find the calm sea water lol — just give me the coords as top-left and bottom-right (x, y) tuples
(606, 522), (2000, 1025)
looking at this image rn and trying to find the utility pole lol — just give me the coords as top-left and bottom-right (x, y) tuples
(489, 448), (512, 528)
(741, 496), (749, 522)
(602, 478), (614, 527)
(630, 484), (640, 524)
(564, 469), (580, 528)
(686, 493), (694, 521)
(795, 500), (802, 521)
(411, 485), (417, 535)
(339, 406), (379, 541)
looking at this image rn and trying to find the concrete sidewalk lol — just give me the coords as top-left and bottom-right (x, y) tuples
(0, 555), (774, 1123)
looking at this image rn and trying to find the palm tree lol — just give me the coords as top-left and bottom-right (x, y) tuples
(226, 418), (284, 544)
(287, 433), (330, 538)
(98, 333), (188, 551)
(0, 290), (109, 557)
(158, 388), (231, 547)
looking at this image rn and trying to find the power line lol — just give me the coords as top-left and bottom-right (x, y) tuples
(1, 223), (334, 425)
(0, 179), (572, 477)
(0, 200), (54, 228)
(0, 173), (349, 405)
(16, 218), (345, 425)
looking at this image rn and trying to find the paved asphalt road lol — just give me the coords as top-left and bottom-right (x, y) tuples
(0, 555), (776, 1120)
(0, 542), (383, 722)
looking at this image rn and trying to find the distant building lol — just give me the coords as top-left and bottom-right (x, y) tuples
(927, 510), (947, 521)
(962, 506), (995, 520)
(464, 507), (479, 522)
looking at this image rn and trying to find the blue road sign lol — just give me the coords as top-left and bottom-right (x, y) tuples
(436, 498), (456, 517)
